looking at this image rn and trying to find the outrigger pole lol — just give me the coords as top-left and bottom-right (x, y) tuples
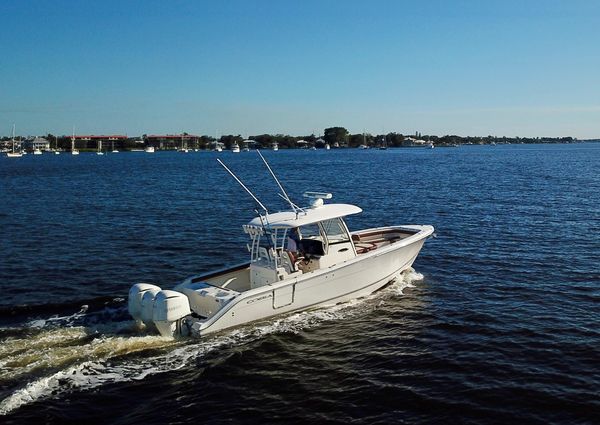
(216, 158), (269, 214)
(256, 150), (302, 215)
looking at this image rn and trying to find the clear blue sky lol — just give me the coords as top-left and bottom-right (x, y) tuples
(1, 0), (599, 138)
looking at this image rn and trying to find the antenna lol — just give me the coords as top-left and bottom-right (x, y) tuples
(256, 149), (299, 213)
(216, 159), (268, 214)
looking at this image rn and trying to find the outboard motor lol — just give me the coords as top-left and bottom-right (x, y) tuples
(128, 283), (162, 327)
(140, 288), (161, 329)
(152, 290), (191, 338)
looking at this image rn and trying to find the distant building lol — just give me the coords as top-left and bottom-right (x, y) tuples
(23, 137), (51, 151)
(69, 135), (128, 150)
(145, 134), (201, 150)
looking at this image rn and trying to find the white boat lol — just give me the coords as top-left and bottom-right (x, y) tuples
(178, 135), (189, 152)
(71, 128), (79, 155)
(145, 146), (155, 153)
(379, 134), (388, 150)
(271, 142), (279, 151)
(325, 144), (331, 150)
(231, 143), (240, 153)
(96, 140), (104, 155)
(53, 136), (60, 154)
(359, 133), (369, 149)
(128, 153), (434, 338)
(33, 148), (43, 155)
(6, 124), (22, 157)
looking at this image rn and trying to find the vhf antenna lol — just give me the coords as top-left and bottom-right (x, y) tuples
(216, 159), (268, 214)
(256, 149), (301, 215)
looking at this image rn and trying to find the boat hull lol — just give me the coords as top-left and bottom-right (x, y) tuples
(191, 225), (432, 337)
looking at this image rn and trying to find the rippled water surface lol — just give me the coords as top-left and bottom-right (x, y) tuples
(1, 144), (599, 424)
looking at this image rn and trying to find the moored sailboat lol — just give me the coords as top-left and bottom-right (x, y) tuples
(71, 128), (79, 155)
(6, 124), (22, 158)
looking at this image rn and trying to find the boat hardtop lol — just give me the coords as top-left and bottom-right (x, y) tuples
(247, 202), (362, 229)
(127, 153), (433, 339)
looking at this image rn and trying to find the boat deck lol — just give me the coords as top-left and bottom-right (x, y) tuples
(352, 227), (418, 254)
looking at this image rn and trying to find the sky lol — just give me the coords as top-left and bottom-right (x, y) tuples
(1, 0), (599, 138)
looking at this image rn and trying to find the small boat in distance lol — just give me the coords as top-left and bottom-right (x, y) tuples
(145, 146), (155, 153)
(231, 142), (240, 153)
(271, 142), (279, 151)
(379, 134), (388, 150)
(6, 124), (22, 158)
(96, 140), (104, 155)
(178, 135), (189, 152)
(128, 152), (434, 339)
(359, 133), (369, 149)
(71, 129), (79, 155)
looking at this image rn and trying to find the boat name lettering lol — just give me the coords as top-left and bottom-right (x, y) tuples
(247, 294), (273, 304)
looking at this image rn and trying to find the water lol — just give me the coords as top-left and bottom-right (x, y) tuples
(1, 145), (598, 424)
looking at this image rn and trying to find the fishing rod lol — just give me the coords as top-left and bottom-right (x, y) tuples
(216, 158), (276, 255)
(216, 158), (268, 214)
(256, 149), (304, 217)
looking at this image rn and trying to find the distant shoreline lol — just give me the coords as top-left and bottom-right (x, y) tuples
(1, 127), (595, 153)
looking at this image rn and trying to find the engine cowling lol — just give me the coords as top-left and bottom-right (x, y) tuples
(128, 283), (162, 324)
(152, 290), (191, 338)
(140, 287), (161, 328)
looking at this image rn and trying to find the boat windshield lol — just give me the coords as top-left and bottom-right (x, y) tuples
(298, 223), (321, 241)
(320, 218), (350, 244)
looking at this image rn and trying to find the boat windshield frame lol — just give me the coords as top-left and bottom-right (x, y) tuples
(243, 215), (354, 269)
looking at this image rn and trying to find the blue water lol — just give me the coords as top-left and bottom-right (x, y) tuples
(1, 145), (599, 423)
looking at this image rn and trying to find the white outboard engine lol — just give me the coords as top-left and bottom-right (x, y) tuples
(128, 283), (162, 328)
(152, 290), (191, 338)
(140, 288), (161, 328)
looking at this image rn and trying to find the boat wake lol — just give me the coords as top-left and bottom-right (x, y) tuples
(0, 270), (423, 415)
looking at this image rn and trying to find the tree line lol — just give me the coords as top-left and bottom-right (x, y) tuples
(1, 127), (578, 151)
